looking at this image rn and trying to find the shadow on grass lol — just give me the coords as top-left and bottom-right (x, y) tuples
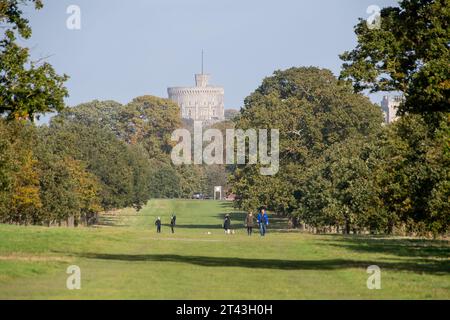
(217, 211), (246, 221)
(162, 224), (223, 229)
(321, 236), (450, 260)
(213, 212), (290, 232)
(75, 252), (450, 275)
(218, 202), (235, 208)
(96, 216), (130, 228)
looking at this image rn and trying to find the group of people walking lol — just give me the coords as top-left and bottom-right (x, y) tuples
(154, 208), (270, 237)
(224, 207), (269, 237)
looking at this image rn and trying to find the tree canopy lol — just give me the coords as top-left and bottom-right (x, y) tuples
(230, 67), (384, 217)
(0, 0), (68, 121)
(340, 0), (449, 116)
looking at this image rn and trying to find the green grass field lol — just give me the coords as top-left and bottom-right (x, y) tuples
(0, 199), (449, 299)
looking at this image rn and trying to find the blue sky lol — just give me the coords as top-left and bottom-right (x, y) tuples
(21, 0), (398, 122)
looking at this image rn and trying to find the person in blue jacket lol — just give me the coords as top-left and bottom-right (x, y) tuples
(257, 207), (269, 236)
(155, 217), (162, 233)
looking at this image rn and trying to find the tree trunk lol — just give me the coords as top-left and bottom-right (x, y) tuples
(67, 215), (75, 228)
(345, 219), (351, 234)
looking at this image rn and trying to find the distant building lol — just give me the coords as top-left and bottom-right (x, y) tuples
(381, 95), (403, 124)
(168, 72), (225, 124)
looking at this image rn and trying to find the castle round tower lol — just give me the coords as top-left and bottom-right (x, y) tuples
(168, 73), (225, 123)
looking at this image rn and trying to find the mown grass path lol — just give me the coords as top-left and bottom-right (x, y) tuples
(0, 199), (449, 299)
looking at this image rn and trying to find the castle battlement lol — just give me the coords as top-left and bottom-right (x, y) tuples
(168, 72), (225, 123)
(168, 87), (225, 95)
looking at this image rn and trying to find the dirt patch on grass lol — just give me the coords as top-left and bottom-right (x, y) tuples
(149, 237), (223, 242)
(0, 254), (72, 263)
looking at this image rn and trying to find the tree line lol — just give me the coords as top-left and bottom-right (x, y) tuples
(229, 0), (449, 237)
(0, 96), (232, 226)
(0, 1), (229, 225)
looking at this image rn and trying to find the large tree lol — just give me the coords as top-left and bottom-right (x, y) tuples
(376, 114), (450, 236)
(119, 96), (182, 158)
(340, 0), (449, 117)
(230, 67), (384, 219)
(57, 100), (123, 134)
(0, 0), (68, 120)
(340, 0), (449, 236)
(0, 119), (44, 225)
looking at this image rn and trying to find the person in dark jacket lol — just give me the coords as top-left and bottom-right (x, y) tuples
(257, 208), (269, 236)
(172, 214), (176, 226)
(245, 212), (255, 236)
(223, 214), (231, 234)
(155, 217), (162, 233)
(170, 215), (176, 234)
